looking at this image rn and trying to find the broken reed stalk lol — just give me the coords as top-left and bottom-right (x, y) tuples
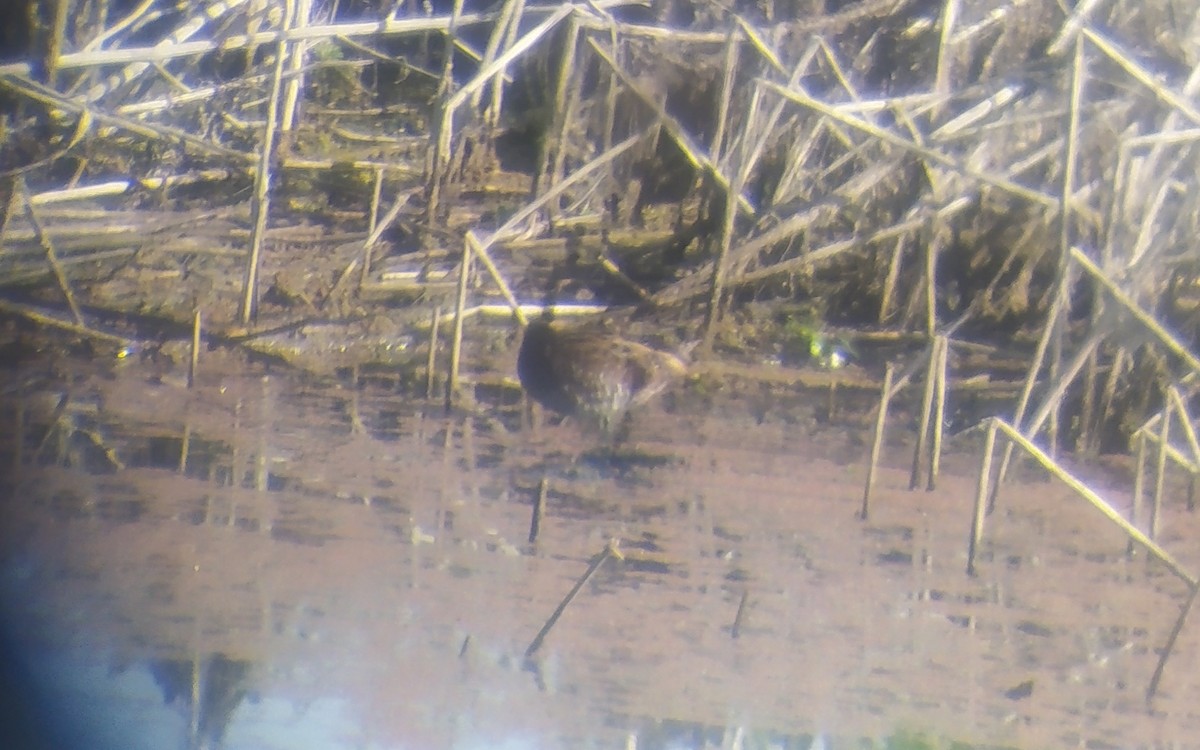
(179, 421), (191, 474)
(759, 80), (1059, 209)
(988, 278), (1068, 512)
(586, 39), (754, 216)
(426, 0), (466, 219)
(1045, 313), (1064, 461)
(735, 38), (819, 194)
(240, 1), (295, 325)
(465, 232), (525, 324)
(473, 0), (518, 112)
(1082, 27), (1200, 125)
(345, 185), (425, 308)
(32, 393), (70, 464)
(966, 418), (999, 576)
(445, 238), (473, 412)
(3, 74), (246, 162)
(1137, 412), (1200, 473)
(431, 4), (573, 219)
(933, 0), (959, 106)
(878, 235), (905, 324)
(1146, 580), (1200, 704)
(598, 28), (619, 163)
(923, 224), (938, 340)
(280, 0), (314, 132)
(1003, 330), (1105, 469)
(1168, 386), (1200, 467)
(860, 363), (895, 521)
(927, 335), (949, 491)
(529, 475), (549, 544)
(1129, 432), (1146, 557)
(730, 589), (749, 639)
(0, 299), (130, 347)
(0, 5), (610, 84)
(361, 167), (384, 288)
(1072, 247), (1200, 375)
(487, 0), (528, 130)
(704, 154), (744, 342)
(988, 418), (1197, 586)
(1077, 344), (1098, 454)
(1151, 406), (1171, 539)
(1050, 34), (1085, 457)
(458, 130), (642, 324)
(189, 309), (201, 388)
(701, 28), (749, 340)
(711, 28), (741, 164)
(18, 176), (83, 325)
(536, 14), (579, 199)
(524, 539), (623, 663)
(909, 339), (940, 490)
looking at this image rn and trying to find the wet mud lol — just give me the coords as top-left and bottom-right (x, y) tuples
(1, 343), (1199, 750)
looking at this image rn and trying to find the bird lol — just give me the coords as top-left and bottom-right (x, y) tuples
(516, 316), (689, 436)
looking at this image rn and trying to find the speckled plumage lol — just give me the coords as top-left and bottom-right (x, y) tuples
(517, 318), (688, 434)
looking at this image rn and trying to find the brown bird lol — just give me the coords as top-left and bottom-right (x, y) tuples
(517, 317), (689, 436)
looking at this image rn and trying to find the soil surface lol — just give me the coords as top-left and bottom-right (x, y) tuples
(1, 338), (1198, 750)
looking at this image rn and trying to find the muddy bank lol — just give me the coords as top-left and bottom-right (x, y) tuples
(1, 337), (1198, 749)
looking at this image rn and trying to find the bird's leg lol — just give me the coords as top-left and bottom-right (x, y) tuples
(610, 411), (634, 447)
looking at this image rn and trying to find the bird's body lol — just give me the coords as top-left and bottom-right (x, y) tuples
(517, 318), (688, 435)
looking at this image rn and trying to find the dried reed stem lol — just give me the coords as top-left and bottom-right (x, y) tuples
(1129, 431), (1146, 558)
(1168, 387), (1200, 468)
(703, 155), (744, 342)
(280, 0), (313, 132)
(731, 589), (750, 639)
(1146, 581), (1200, 704)
(878, 235), (905, 324)
(529, 475), (549, 544)
(992, 418), (1195, 586)
(537, 15), (580, 198)
(1076, 344), (1098, 455)
(587, 38), (755, 216)
(1072, 248), (1200, 376)
(909, 340), (940, 490)
(711, 28), (741, 165)
(486, 0), (527, 131)
(189, 309), (201, 388)
(933, 0), (959, 106)
(446, 238), (473, 412)
(1082, 28), (1200, 125)
(1151, 406), (1171, 539)
(967, 419), (998, 576)
(927, 335), (949, 491)
(860, 363), (895, 521)
(988, 276), (1068, 511)
(18, 177), (84, 325)
(361, 167), (384, 288)
(179, 421), (191, 475)
(524, 539), (623, 662)
(0, 299), (129, 346)
(761, 80), (1059, 208)
(240, 1), (295, 324)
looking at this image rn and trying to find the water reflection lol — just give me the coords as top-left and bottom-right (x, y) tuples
(1, 351), (1199, 749)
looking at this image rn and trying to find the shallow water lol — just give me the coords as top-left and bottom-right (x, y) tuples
(2, 345), (1200, 750)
